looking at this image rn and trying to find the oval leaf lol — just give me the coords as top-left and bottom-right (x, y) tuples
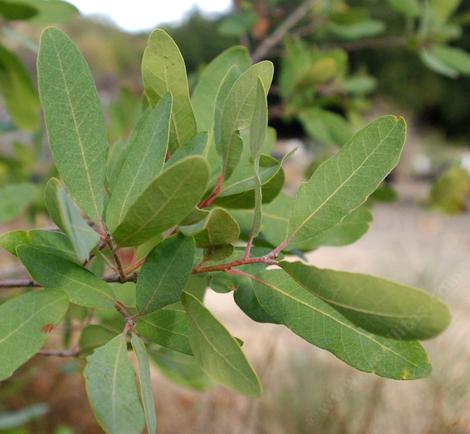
(252, 269), (431, 380)
(182, 292), (262, 396)
(136, 235), (195, 313)
(287, 115), (406, 247)
(37, 27), (107, 221)
(280, 261), (451, 340)
(112, 156), (209, 246)
(18, 245), (115, 310)
(106, 94), (172, 231)
(142, 29), (196, 150)
(84, 334), (145, 434)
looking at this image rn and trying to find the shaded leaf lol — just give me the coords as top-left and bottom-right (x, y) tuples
(0, 43), (39, 130)
(131, 335), (157, 434)
(45, 178), (99, 262)
(136, 304), (192, 355)
(79, 325), (118, 355)
(182, 292), (262, 396)
(84, 334), (145, 434)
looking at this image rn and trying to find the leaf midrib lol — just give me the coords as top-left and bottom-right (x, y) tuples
(50, 33), (101, 221)
(288, 120), (401, 242)
(253, 274), (419, 367)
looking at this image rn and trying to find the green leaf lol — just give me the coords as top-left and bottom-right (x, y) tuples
(136, 235), (195, 313)
(0, 43), (39, 130)
(298, 108), (353, 147)
(252, 269), (432, 379)
(112, 156), (209, 246)
(131, 335), (157, 434)
(0, 1), (37, 20)
(280, 261), (451, 340)
(37, 27), (108, 221)
(142, 29), (196, 150)
(218, 61), (274, 179)
(428, 44), (470, 76)
(0, 230), (30, 255)
(79, 325), (118, 355)
(327, 19), (385, 40)
(84, 334), (145, 434)
(106, 94), (172, 231)
(180, 208), (240, 248)
(149, 348), (213, 391)
(387, 0), (421, 17)
(192, 46), (251, 131)
(0, 290), (68, 381)
(249, 79), (268, 160)
(136, 304), (192, 355)
(429, 165), (470, 214)
(0, 183), (35, 224)
(287, 116), (406, 247)
(182, 292), (262, 396)
(20, 0), (78, 24)
(18, 245), (115, 310)
(420, 50), (457, 78)
(45, 178), (99, 262)
(294, 206), (373, 250)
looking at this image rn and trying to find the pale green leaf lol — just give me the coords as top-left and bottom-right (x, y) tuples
(136, 235), (195, 313)
(84, 334), (145, 434)
(18, 245), (115, 310)
(387, 0), (421, 17)
(0, 43), (39, 130)
(106, 94), (172, 230)
(327, 19), (385, 40)
(45, 178), (99, 262)
(429, 44), (470, 75)
(37, 27), (107, 221)
(280, 261), (451, 340)
(142, 29), (196, 150)
(298, 108), (353, 147)
(0, 290), (68, 381)
(252, 269), (431, 379)
(192, 46), (251, 131)
(420, 49), (458, 78)
(0, 183), (35, 224)
(287, 116), (406, 247)
(112, 156), (209, 246)
(136, 304), (192, 355)
(131, 335), (157, 434)
(218, 61), (274, 179)
(182, 292), (262, 396)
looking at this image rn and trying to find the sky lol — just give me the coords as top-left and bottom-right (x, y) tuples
(67, 0), (232, 32)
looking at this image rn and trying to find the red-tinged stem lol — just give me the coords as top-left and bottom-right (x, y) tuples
(198, 174), (224, 208)
(105, 234), (126, 282)
(193, 255), (276, 274)
(125, 257), (146, 274)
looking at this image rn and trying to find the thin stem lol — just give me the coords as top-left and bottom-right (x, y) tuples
(328, 36), (407, 52)
(105, 234), (126, 282)
(252, 0), (313, 62)
(198, 174), (224, 208)
(193, 255), (276, 274)
(125, 257), (146, 275)
(38, 348), (81, 358)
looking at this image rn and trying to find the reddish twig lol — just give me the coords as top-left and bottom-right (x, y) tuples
(104, 234), (126, 282)
(198, 174), (224, 208)
(193, 255), (276, 274)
